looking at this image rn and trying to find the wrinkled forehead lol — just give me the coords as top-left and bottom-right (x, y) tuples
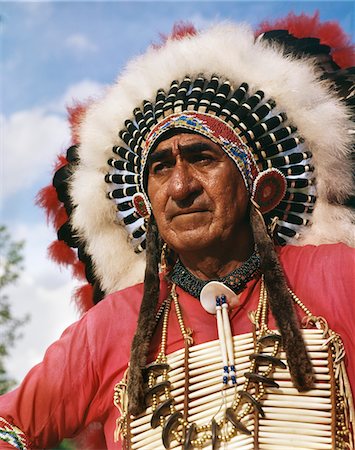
(148, 128), (201, 155)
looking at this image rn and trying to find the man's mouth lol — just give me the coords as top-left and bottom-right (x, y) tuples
(170, 209), (209, 219)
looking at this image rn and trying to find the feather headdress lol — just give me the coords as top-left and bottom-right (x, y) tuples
(38, 13), (354, 311)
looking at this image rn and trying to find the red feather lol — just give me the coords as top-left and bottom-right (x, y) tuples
(73, 284), (94, 314)
(72, 260), (86, 280)
(154, 21), (197, 49)
(67, 101), (91, 145)
(36, 102), (97, 311)
(36, 152), (71, 228)
(54, 154), (68, 171)
(53, 206), (68, 230)
(170, 22), (197, 41)
(36, 185), (61, 225)
(256, 11), (354, 68)
(48, 240), (76, 266)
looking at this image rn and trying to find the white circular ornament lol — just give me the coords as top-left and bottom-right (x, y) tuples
(200, 281), (240, 314)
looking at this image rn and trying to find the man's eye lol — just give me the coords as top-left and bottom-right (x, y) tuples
(151, 162), (172, 174)
(191, 154), (213, 163)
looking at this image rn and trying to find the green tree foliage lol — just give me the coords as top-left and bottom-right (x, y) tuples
(0, 225), (29, 394)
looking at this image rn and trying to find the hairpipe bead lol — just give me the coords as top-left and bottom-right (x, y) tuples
(251, 168), (287, 214)
(132, 192), (151, 218)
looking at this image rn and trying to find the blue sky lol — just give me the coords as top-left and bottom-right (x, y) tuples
(1, 1), (354, 381)
(3, 2), (354, 114)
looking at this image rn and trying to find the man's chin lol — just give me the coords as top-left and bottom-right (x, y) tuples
(158, 213), (215, 251)
(165, 227), (215, 253)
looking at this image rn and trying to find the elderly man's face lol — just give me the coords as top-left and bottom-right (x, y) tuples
(147, 133), (249, 254)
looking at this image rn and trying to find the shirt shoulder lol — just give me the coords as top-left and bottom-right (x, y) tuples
(277, 243), (354, 322)
(278, 242), (354, 278)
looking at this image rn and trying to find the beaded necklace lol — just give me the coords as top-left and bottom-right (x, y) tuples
(170, 250), (261, 298)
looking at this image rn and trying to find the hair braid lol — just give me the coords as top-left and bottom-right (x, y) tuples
(250, 202), (314, 391)
(127, 215), (161, 415)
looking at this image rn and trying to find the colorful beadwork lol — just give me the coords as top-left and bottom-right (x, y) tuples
(132, 192), (151, 218)
(170, 249), (261, 298)
(252, 168), (287, 213)
(0, 418), (29, 450)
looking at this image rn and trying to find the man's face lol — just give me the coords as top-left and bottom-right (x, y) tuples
(147, 133), (250, 255)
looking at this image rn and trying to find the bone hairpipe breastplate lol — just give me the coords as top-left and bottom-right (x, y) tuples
(115, 328), (353, 449)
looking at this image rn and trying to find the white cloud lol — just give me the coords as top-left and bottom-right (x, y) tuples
(47, 79), (105, 115)
(65, 33), (98, 53)
(6, 275), (78, 382)
(4, 222), (79, 382)
(1, 80), (105, 201)
(1, 109), (70, 200)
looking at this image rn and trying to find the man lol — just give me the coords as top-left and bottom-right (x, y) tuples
(0, 15), (354, 450)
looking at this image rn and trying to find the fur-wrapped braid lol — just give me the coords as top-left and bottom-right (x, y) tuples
(250, 202), (314, 391)
(127, 216), (161, 415)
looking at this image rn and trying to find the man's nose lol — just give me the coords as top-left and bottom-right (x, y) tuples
(168, 160), (202, 203)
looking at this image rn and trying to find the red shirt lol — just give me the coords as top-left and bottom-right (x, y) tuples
(0, 243), (354, 449)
